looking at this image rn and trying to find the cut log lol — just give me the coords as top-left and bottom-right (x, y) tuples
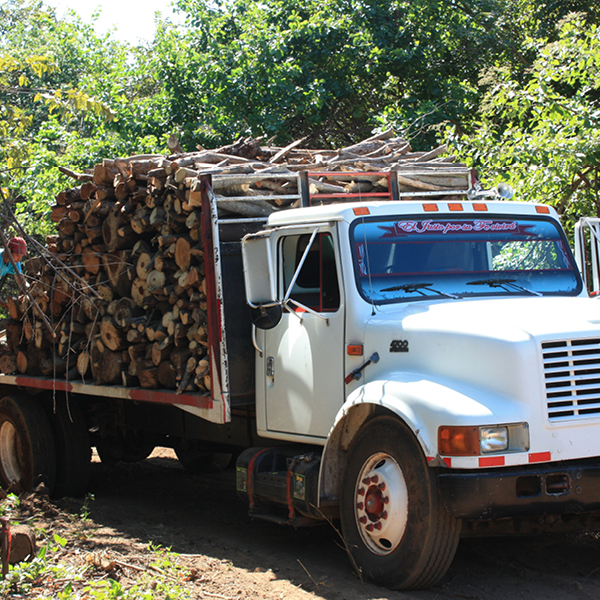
(102, 251), (132, 297)
(91, 346), (122, 384)
(395, 173), (445, 191)
(40, 355), (67, 376)
(81, 247), (101, 274)
(6, 297), (23, 320)
(176, 356), (197, 393)
(140, 252), (157, 280)
(138, 364), (159, 388)
(157, 361), (178, 388)
(77, 351), (90, 377)
(147, 270), (166, 292)
(171, 347), (192, 370)
(100, 318), (125, 352)
(152, 342), (173, 367)
(174, 236), (192, 271)
(101, 207), (125, 252)
(131, 277), (151, 306)
(0, 353), (17, 374)
(16, 350), (28, 374)
(113, 298), (141, 327)
(126, 329), (146, 343)
(128, 343), (147, 362)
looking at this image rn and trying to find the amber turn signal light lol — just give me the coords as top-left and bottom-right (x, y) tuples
(438, 426), (480, 456)
(347, 344), (364, 356)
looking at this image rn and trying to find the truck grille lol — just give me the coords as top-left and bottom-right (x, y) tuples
(543, 338), (600, 421)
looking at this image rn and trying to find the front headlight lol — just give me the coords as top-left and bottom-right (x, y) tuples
(480, 426), (508, 453)
(438, 422), (529, 456)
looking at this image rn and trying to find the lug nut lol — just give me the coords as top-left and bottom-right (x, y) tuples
(382, 496), (389, 504)
(373, 522), (382, 530)
(359, 516), (367, 524)
(371, 475), (379, 484)
(378, 482), (386, 491)
(362, 477), (371, 485)
(381, 511), (388, 520)
(366, 524), (374, 532)
(357, 487), (365, 496)
(356, 502), (364, 510)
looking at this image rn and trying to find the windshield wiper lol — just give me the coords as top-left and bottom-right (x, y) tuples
(466, 278), (542, 297)
(381, 282), (459, 299)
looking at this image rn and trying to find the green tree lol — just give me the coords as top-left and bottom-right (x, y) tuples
(0, 0), (140, 235)
(160, 0), (600, 149)
(449, 13), (600, 229)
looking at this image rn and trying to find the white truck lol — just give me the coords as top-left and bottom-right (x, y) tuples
(1, 174), (599, 590)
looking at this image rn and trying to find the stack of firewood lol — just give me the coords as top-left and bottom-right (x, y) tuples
(2, 154), (212, 393)
(0, 131), (469, 392)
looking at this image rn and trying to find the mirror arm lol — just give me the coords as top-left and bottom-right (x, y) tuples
(247, 299), (281, 310)
(285, 299), (329, 325)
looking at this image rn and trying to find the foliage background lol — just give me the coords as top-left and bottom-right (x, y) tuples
(1, 0), (600, 235)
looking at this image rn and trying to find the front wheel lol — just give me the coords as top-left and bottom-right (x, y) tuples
(340, 416), (460, 590)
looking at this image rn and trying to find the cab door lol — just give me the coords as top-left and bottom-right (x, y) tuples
(263, 228), (345, 439)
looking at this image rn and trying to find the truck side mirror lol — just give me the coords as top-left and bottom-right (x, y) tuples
(250, 304), (283, 329)
(241, 232), (277, 305)
(242, 230), (283, 329)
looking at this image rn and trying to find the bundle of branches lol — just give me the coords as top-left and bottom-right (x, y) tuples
(0, 130), (468, 393)
(170, 130), (468, 214)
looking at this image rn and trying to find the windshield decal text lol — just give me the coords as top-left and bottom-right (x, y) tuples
(380, 220), (519, 237)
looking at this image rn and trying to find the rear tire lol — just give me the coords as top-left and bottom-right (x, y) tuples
(45, 399), (91, 498)
(340, 416), (460, 590)
(0, 395), (56, 493)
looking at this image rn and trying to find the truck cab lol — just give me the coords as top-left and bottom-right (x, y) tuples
(240, 197), (600, 589)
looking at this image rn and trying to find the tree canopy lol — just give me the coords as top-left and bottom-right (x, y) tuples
(450, 11), (600, 229)
(1, 0), (600, 234)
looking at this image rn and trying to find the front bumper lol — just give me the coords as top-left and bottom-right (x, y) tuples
(437, 457), (600, 520)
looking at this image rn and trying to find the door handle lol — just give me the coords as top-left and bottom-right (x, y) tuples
(266, 356), (275, 379)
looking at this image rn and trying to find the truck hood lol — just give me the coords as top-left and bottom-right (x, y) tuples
(370, 296), (600, 340)
(362, 296), (600, 418)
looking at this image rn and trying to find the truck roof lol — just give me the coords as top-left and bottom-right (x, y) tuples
(266, 199), (559, 227)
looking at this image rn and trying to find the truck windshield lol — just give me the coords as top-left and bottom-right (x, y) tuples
(351, 215), (582, 304)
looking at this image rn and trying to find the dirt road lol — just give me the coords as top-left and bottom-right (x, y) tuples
(66, 448), (600, 600)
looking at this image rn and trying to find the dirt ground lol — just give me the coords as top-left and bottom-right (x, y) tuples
(8, 447), (600, 600)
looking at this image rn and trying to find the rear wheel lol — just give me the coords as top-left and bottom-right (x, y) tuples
(0, 395), (56, 493)
(340, 416), (460, 590)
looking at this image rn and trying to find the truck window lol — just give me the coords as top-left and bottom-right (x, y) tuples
(281, 233), (340, 312)
(351, 215), (582, 304)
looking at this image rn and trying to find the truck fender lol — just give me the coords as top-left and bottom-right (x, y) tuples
(318, 374), (524, 503)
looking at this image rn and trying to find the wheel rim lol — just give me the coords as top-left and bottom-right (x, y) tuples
(0, 421), (22, 485)
(354, 452), (408, 555)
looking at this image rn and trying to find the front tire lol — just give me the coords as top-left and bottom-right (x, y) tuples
(340, 416), (460, 590)
(0, 395), (56, 493)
